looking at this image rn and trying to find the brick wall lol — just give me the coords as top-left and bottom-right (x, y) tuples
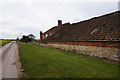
(47, 41), (119, 48)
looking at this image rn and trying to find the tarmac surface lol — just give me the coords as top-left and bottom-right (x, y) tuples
(0, 41), (22, 79)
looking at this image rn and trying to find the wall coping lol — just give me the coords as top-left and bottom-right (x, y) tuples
(48, 40), (120, 42)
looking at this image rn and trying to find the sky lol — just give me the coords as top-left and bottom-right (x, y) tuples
(0, 0), (119, 39)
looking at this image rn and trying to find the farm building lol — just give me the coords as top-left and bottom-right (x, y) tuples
(40, 11), (120, 61)
(40, 20), (63, 41)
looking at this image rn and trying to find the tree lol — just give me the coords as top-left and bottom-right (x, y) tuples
(16, 37), (19, 41)
(28, 34), (35, 40)
(21, 35), (31, 42)
(20, 34), (36, 42)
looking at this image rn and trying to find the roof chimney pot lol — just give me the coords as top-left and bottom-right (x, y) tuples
(58, 20), (62, 26)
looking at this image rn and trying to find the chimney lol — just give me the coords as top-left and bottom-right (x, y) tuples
(58, 20), (62, 26)
(40, 31), (43, 41)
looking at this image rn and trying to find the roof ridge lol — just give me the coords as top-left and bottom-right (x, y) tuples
(72, 11), (119, 25)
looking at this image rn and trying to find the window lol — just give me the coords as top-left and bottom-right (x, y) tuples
(91, 28), (99, 34)
(46, 34), (48, 37)
(55, 34), (60, 37)
(50, 33), (52, 35)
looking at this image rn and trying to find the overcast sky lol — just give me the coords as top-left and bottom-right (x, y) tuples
(0, 0), (119, 39)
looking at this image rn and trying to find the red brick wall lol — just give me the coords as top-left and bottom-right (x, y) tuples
(47, 41), (119, 48)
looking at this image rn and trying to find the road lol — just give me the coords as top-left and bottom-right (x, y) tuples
(0, 41), (22, 79)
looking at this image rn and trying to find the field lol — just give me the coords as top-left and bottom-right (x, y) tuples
(18, 42), (119, 78)
(0, 40), (11, 47)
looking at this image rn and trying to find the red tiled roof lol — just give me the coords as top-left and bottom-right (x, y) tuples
(44, 26), (58, 34)
(42, 11), (120, 43)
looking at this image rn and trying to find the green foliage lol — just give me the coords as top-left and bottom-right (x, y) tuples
(17, 42), (119, 78)
(0, 40), (11, 47)
(21, 35), (32, 42)
(20, 34), (35, 42)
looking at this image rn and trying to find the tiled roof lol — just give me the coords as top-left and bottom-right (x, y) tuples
(44, 26), (58, 34)
(42, 11), (120, 43)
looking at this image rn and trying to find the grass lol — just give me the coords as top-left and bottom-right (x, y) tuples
(17, 41), (119, 78)
(0, 40), (11, 47)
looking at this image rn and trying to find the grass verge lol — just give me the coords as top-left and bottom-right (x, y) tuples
(0, 40), (11, 47)
(17, 41), (119, 78)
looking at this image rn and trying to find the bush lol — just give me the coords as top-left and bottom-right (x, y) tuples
(21, 35), (31, 42)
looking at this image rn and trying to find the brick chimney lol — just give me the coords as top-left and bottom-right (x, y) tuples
(58, 20), (62, 26)
(40, 31), (43, 41)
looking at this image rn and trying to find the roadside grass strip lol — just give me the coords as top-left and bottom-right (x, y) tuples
(0, 40), (11, 47)
(18, 42), (119, 78)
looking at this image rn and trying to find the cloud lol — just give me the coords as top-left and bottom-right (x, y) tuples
(0, 1), (118, 39)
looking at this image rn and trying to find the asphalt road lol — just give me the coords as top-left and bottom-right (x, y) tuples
(0, 41), (22, 79)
